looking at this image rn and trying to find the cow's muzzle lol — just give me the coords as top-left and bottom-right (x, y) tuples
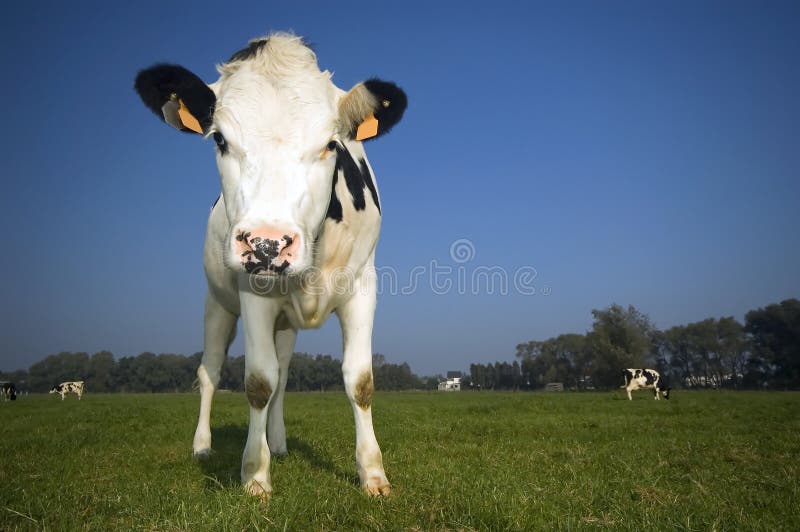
(235, 227), (300, 275)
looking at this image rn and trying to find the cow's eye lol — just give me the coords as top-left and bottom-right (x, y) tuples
(326, 140), (338, 151)
(213, 132), (227, 151)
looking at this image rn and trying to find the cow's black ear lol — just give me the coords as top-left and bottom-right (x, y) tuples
(134, 64), (216, 135)
(338, 78), (407, 141)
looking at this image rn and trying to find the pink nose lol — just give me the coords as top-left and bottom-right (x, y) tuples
(235, 227), (300, 275)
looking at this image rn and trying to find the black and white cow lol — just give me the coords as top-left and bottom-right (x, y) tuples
(49, 381), (84, 400)
(1, 382), (17, 401)
(622, 369), (670, 400)
(134, 33), (406, 498)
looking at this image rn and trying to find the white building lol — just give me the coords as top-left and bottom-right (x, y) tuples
(438, 375), (461, 391)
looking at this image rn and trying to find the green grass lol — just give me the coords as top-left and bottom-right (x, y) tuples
(1, 391), (798, 531)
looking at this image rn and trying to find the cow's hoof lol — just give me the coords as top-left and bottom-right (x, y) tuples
(271, 449), (288, 458)
(363, 476), (391, 497)
(244, 479), (272, 499)
(193, 432), (212, 457)
(192, 447), (213, 460)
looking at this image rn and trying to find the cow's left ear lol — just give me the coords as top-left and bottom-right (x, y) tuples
(338, 79), (407, 141)
(134, 64), (216, 134)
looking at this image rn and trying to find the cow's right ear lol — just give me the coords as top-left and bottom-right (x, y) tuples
(134, 64), (216, 135)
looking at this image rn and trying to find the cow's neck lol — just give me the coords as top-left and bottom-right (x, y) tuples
(282, 143), (381, 329)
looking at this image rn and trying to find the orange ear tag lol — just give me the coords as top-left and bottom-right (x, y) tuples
(178, 99), (204, 134)
(355, 114), (379, 141)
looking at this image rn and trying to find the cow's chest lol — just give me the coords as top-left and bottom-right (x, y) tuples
(277, 272), (352, 329)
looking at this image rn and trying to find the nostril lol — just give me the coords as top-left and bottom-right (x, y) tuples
(234, 228), (300, 274)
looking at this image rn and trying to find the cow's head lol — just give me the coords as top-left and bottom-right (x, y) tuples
(661, 387), (671, 400)
(134, 34), (406, 275)
(48, 386), (58, 394)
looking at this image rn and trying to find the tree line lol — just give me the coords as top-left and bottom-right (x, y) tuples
(3, 298), (797, 393)
(467, 298), (799, 391)
(0, 351), (438, 393)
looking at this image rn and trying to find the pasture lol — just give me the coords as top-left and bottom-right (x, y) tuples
(1, 391), (798, 530)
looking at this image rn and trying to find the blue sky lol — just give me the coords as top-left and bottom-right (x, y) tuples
(1, 1), (798, 375)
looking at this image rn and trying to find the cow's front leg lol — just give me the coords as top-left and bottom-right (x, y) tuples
(193, 293), (238, 457)
(336, 272), (390, 496)
(239, 283), (281, 498)
(267, 327), (296, 456)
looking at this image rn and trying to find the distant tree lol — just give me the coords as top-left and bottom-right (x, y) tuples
(88, 351), (115, 392)
(648, 329), (671, 379)
(286, 353), (343, 391)
(716, 317), (749, 388)
(28, 352), (90, 392)
(745, 298), (800, 389)
(664, 325), (693, 386)
(0, 369), (29, 391)
(372, 353), (387, 368)
(374, 361), (422, 390)
(685, 319), (722, 387)
(220, 354), (245, 391)
(110, 356), (134, 391)
(494, 361), (512, 390)
(665, 317), (752, 388)
(470, 363), (486, 389)
(420, 375), (442, 390)
(586, 304), (654, 388)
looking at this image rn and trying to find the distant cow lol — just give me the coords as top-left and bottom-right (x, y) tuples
(50, 381), (84, 400)
(621, 369), (670, 400)
(1, 382), (17, 401)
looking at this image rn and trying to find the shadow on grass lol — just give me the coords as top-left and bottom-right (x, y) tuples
(196, 425), (244, 489)
(197, 425), (358, 490)
(286, 435), (360, 487)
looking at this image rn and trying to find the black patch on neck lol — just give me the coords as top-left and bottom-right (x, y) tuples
(359, 159), (381, 214)
(339, 147), (366, 211)
(326, 146), (381, 222)
(326, 166), (344, 222)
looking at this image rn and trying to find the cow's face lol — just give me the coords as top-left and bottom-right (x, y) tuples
(48, 386), (58, 394)
(135, 34), (406, 276)
(661, 388), (671, 399)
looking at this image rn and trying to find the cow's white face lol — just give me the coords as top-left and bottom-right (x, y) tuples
(210, 49), (340, 275)
(134, 33), (407, 276)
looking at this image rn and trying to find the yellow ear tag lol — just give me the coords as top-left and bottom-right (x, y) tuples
(355, 114), (379, 141)
(177, 99), (203, 134)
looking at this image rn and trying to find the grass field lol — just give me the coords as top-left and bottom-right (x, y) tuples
(1, 390), (798, 531)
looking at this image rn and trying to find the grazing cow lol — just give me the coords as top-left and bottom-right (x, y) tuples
(1, 382), (17, 401)
(621, 369), (670, 400)
(49, 381), (84, 400)
(134, 33), (407, 498)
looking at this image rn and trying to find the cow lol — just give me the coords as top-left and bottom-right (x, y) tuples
(49, 381), (84, 400)
(621, 369), (670, 400)
(134, 33), (407, 498)
(1, 382), (17, 401)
